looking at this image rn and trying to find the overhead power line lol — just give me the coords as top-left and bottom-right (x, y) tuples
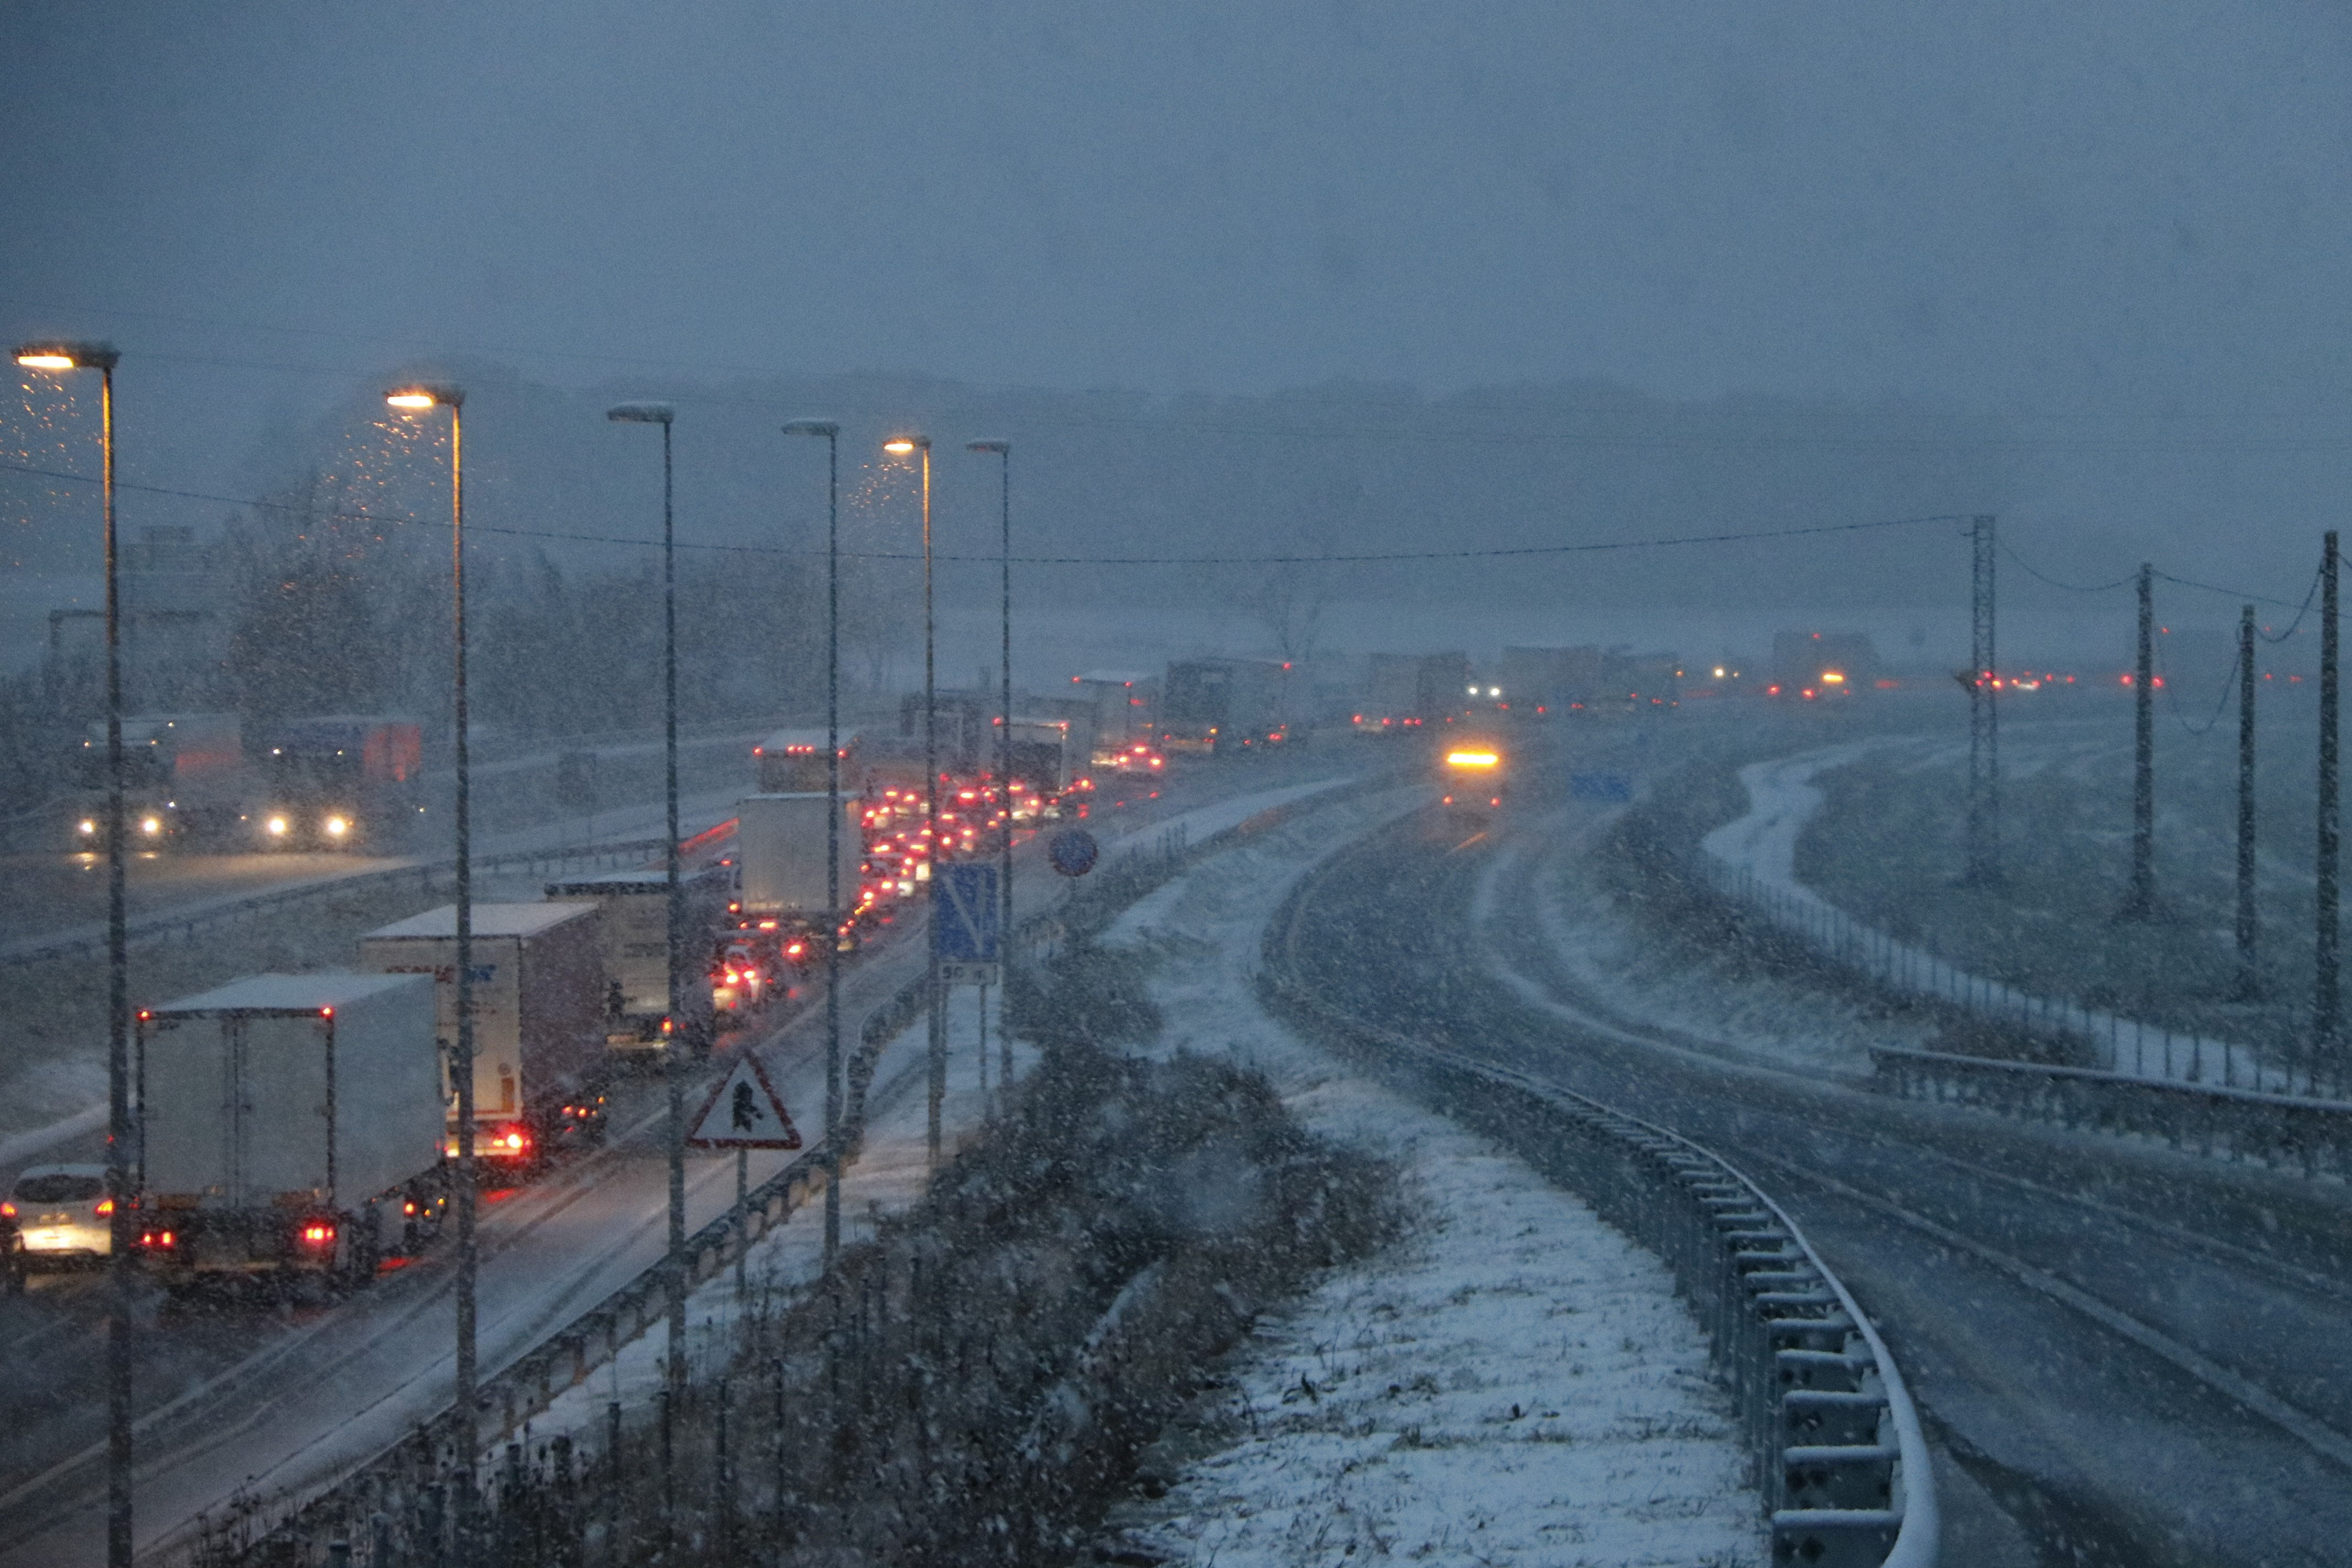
(0, 457), (1961, 567)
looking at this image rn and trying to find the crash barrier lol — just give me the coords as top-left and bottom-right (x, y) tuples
(1870, 1044), (2352, 1177)
(1694, 854), (2313, 1098)
(1264, 917), (1936, 1566)
(0, 838), (669, 970)
(178, 1134), (850, 1567)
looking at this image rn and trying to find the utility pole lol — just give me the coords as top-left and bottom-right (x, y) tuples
(2120, 561), (2157, 922)
(2318, 531), (2340, 1058)
(1964, 515), (2001, 884)
(2237, 603), (2259, 999)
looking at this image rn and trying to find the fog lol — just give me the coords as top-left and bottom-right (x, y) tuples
(6, 2), (2350, 682)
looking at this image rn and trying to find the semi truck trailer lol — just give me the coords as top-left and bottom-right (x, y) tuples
(752, 728), (861, 794)
(134, 972), (444, 1288)
(736, 794), (862, 924)
(1160, 657), (1292, 755)
(1354, 652), (1470, 733)
(69, 712), (246, 849)
(358, 901), (609, 1169)
(544, 867), (731, 1059)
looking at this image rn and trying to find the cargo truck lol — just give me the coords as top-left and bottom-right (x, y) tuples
(1353, 652), (1469, 734)
(1769, 631), (1879, 699)
(1005, 717), (1081, 796)
(1070, 671), (1158, 758)
(752, 728), (861, 794)
(734, 792), (863, 974)
(544, 867), (732, 1059)
(256, 714), (424, 850)
(69, 712), (246, 850)
(737, 794), (862, 913)
(1160, 657), (1292, 755)
(134, 972), (445, 1288)
(358, 901), (610, 1169)
(1498, 645), (1605, 714)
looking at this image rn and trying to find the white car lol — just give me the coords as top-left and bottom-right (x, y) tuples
(5, 1164), (113, 1265)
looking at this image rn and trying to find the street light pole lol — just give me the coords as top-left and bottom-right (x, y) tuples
(884, 435), (941, 1163)
(18, 337), (130, 1568)
(967, 440), (1012, 1090)
(607, 402), (687, 1385)
(782, 420), (842, 1256)
(385, 383), (476, 1503)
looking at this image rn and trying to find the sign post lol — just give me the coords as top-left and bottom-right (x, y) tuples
(937, 862), (1002, 988)
(687, 1054), (802, 1298)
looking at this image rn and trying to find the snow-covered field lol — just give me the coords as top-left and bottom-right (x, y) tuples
(1700, 743), (2291, 1090)
(1093, 793), (1767, 1567)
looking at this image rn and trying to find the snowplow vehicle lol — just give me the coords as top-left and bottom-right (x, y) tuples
(1439, 737), (1508, 818)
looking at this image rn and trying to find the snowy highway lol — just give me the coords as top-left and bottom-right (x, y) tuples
(0, 753), (1371, 1567)
(1277, 721), (2352, 1565)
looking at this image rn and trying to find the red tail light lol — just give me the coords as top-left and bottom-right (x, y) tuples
(95, 1198), (114, 1216)
(301, 1223), (336, 1246)
(139, 1228), (176, 1249)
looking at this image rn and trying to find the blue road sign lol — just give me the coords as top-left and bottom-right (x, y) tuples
(1049, 829), (1100, 877)
(935, 863), (1001, 962)
(1567, 771), (1633, 803)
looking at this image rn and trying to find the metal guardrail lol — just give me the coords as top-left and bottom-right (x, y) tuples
(165, 798), (1275, 1561)
(0, 839), (668, 971)
(1695, 854), (2304, 1097)
(153, 777), (1379, 1564)
(1870, 1044), (2352, 1177)
(1695, 852), (2352, 1174)
(1263, 906), (1937, 1566)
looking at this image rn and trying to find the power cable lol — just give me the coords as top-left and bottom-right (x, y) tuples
(1998, 542), (2136, 595)
(0, 458), (1963, 568)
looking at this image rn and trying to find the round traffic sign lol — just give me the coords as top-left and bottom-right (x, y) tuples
(1048, 828), (1100, 877)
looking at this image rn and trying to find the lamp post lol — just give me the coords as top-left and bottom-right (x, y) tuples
(18, 337), (131, 1568)
(966, 440), (1012, 1090)
(782, 420), (845, 1255)
(606, 402), (692, 1387)
(883, 434), (943, 1163)
(384, 382), (478, 1500)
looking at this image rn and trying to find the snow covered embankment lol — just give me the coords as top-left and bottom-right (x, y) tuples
(1095, 794), (1766, 1566)
(1702, 745), (2289, 1091)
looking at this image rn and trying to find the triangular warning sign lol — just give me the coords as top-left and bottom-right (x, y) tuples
(686, 1053), (803, 1150)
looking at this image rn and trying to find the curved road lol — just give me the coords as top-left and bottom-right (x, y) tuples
(1281, 727), (2352, 1567)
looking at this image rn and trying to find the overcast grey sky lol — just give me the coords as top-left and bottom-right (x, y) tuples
(4, 1), (2349, 634)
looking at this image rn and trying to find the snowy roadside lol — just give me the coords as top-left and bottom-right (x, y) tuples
(523, 981), (1032, 1452)
(1495, 815), (1937, 1081)
(1092, 792), (1767, 1566)
(498, 776), (1362, 1461)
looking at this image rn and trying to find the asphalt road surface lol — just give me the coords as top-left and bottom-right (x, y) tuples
(0, 745), (1371, 1566)
(1280, 722), (2352, 1567)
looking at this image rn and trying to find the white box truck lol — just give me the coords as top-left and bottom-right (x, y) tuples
(736, 794), (861, 920)
(543, 866), (730, 1058)
(134, 971), (443, 1286)
(358, 901), (609, 1174)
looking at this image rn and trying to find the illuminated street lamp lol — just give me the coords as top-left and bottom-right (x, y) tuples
(383, 382), (481, 1502)
(605, 400), (695, 1388)
(781, 419), (845, 1255)
(883, 434), (945, 1162)
(17, 337), (132, 1568)
(966, 439), (1014, 1092)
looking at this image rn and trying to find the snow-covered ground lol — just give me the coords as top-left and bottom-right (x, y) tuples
(1483, 798), (1937, 1081)
(1700, 744), (2289, 1090)
(1092, 792), (1767, 1566)
(526, 982), (1032, 1447)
